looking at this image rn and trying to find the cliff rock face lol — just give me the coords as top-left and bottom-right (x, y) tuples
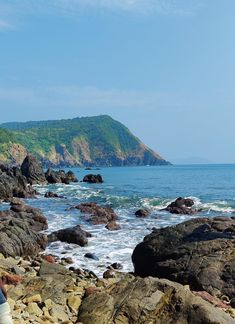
(0, 115), (170, 167)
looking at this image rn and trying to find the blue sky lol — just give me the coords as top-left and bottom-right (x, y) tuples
(0, 0), (235, 163)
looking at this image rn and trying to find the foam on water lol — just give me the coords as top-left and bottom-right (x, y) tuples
(28, 165), (235, 276)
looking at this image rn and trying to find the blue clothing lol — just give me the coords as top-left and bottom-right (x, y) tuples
(0, 289), (6, 305)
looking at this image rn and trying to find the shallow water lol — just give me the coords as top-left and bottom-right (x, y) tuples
(24, 164), (235, 275)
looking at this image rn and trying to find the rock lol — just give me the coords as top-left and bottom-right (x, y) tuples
(23, 294), (42, 304)
(0, 203), (47, 257)
(42, 255), (56, 264)
(132, 216), (235, 299)
(84, 253), (99, 261)
(48, 225), (92, 247)
(135, 209), (150, 217)
(61, 257), (74, 264)
(67, 295), (81, 313)
(103, 270), (116, 279)
(21, 155), (47, 185)
(78, 276), (235, 324)
(45, 168), (78, 184)
(73, 202), (118, 225)
(105, 221), (121, 231)
(163, 197), (196, 214)
(108, 263), (123, 270)
(83, 174), (103, 183)
(44, 191), (61, 198)
(25, 302), (43, 317)
(0, 164), (36, 200)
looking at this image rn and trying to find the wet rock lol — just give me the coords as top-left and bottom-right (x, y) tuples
(21, 155), (47, 185)
(48, 225), (92, 247)
(105, 220), (121, 231)
(73, 202), (118, 225)
(83, 174), (103, 183)
(163, 197), (196, 214)
(45, 168), (78, 184)
(103, 269), (116, 279)
(0, 164), (36, 200)
(44, 191), (64, 198)
(132, 216), (235, 299)
(61, 257), (74, 264)
(78, 276), (234, 324)
(0, 202), (47, 257)
(135, 209), (150, 218)
(84, 253), (99, 261)
(108, 263), (123, 270)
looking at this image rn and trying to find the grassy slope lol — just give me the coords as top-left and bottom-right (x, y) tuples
(1, 115), (168, 166)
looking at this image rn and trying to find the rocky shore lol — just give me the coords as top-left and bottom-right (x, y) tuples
(0, 155), (234, 323)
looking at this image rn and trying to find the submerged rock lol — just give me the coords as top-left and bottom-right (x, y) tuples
(48, 225), (92, 247)
(83, 174), (103, 183)
(84, 253), (99, 261)
(44, 191), (64, 199)
(163, 197), (196, 214)
(72, 202), (118, 225)
(105, 221), (121, 231)
(78, 276), (234, 324)
(135, 208), (150, 217)
(132, 216), (235, 299)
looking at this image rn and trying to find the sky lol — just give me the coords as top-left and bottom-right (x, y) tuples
(0, 0), (235, 164)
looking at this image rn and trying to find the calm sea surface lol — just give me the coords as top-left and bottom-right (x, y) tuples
(24, 164), (235, 275)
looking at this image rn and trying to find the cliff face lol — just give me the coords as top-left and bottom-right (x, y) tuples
(0, 115), (170, 167)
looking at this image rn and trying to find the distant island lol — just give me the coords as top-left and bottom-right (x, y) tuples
(0, 115), (170, 167)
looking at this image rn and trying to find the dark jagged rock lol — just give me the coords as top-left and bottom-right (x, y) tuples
(135, 209), (150, 218)
(0, 164), (36, 199)
(105, 221), (121, 231)
(72, 202), (117, 225)
(44, 191), (64, 199)
(45, 168), (78, 184)
(83, 174), (103, 183)
(164, 197), (196, 214)
(48, 225), (92, 247)
(132, 216), (235, 299)
(0, 201), (47, 257)
(108, 262), (123, 270)
(78, 276), (234, 324)
(21, 155), (47, 185)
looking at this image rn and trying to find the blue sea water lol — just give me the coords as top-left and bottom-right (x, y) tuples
(25, 164), (235, 275)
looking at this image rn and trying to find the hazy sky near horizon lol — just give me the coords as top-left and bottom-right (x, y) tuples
(0, 0), (235, 163)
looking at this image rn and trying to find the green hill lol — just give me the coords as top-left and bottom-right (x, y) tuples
(0, 115), (170, 167)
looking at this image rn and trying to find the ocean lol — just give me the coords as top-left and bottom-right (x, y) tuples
(24, 164), (235, 275)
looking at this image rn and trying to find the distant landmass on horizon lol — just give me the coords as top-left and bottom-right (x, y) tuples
(0, 115), (170, 167)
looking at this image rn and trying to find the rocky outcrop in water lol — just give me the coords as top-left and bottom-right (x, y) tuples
(78, 276), (234, 324)
(21, 155), (47, 185)
(72, 202), (118, 225)
(45, 168), (78, 184)
(48, 225), (92, 246)
(163, 197), (196, 214)
(0, 164), (36, 200)
(83, 174), (103, 183)
(44, 191), (64, 198)
(0, 200), (47, 257)
(132, 216), (235, 300)
(135, 208), (150, 217)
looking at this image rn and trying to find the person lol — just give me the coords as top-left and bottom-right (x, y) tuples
(0, 273), (21, 324)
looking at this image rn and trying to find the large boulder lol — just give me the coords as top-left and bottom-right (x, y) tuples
(132, 216), (235, 299)
(72, 202), (118, 225)
(48, 225), (92, 246)
(0, 165), (36, 200)
(78, 276), (234, 324)
(83, 174), (103, 183)
(163, 197), (196, 214)
(21, 155), (47, 185)
(0, 201), (48, 257)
